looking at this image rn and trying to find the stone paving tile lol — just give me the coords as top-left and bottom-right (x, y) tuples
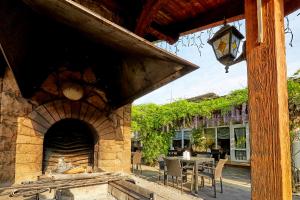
(132, 165), (300, 200)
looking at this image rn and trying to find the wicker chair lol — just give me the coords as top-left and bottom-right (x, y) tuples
(157, 154), (166, 182)
(164, 158), (193, 193)
(131, 151), (142, 174)
(198, 158), (228, 198)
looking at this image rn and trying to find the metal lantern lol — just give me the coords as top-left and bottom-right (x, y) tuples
(208, 25), (244, 67)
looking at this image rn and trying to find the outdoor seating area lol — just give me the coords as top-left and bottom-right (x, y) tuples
(131, 151), (229, 198)
(130, 161), (300, 200)
(130, 161), (250, 199)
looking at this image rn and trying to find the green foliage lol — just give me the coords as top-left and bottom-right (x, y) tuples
(132, 89), (248, 164)
(132, 75), (300, 163)
(141, 132), (172, 165)
(191, 127), (207, 152)
(236, 136), (247, 149)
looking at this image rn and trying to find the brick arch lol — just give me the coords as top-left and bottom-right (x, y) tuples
(24, 100), (110, 135)
(15, 100), (118, 183)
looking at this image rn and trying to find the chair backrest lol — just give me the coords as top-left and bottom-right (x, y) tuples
(211, 149), (220, 161)
(158, 161), (165, 170)
(214, 158), (228, 179)
(132, 151), (142, 164)
(157, 154), (165, 170)
(165, 158), (182, 177)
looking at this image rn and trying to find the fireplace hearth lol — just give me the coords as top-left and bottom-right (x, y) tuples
(0, 172), (155, 200)
(43, 119), (96, 174)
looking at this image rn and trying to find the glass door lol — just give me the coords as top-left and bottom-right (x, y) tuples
(233, 126), (248, 161)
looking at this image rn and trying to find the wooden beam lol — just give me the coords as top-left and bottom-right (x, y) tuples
(134, 0), (166, 36)
(170, 0), (299, 37)
(245, 0), (292, 199)
(147, 27), (178, 44)
(163, 0), (244, 37)
(284, 0), (300, 16)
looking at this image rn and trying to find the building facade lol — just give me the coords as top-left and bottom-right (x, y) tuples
(171, 101), (250, 163)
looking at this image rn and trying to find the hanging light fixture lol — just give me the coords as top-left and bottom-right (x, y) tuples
(208, 24), (245, 73)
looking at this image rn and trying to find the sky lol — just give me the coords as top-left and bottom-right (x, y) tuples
(134, 11), (300, 105)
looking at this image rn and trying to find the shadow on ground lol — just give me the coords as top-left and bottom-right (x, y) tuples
(132, 165), (300, 200)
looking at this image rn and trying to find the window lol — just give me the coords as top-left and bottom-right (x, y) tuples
(234, 127), (246, 149)
(204, 128), (216, 148)
(217, 127), (230, 139)
(183, 130), (192, 148)
(217, 127), (230, 155)
(234, 127), (247, 160)
(173, 131), (182, 149)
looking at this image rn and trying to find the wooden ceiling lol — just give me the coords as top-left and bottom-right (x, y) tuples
(0, 0), (198, 108)
(0, 0), (299, 108)
(71, 0), (300, 44)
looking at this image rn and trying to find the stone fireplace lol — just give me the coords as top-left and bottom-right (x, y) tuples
(0, 0), (197, 188)
(0, 68), (132, 185)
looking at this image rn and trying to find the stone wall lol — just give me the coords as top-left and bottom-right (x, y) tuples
(0, 68), (33, 186)
(0, 68), (131, 185)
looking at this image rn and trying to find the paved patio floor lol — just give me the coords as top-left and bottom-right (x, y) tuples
(130, 164), (300, 200)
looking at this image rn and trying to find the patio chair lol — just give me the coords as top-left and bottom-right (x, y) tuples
(164, 158), (193, 193)
(157, 154), (166, 182)
(131, 151), (142, 174)
(211, 149), (220, 161)
(198, 158), (228, 198)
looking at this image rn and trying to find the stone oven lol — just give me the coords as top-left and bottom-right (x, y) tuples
(0, 0), (197, 187)
(0, 68), (132, 185)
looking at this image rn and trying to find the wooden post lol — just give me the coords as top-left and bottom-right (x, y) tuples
(245, 0), (292, 199)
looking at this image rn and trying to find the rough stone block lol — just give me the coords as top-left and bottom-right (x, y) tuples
(1, 124), (17, 138)
(101, 152), (117, 160)
(18, 123), (43, 137)
(16, 144), (43, 154)
(16, 135), (43, 145)
(16, 153), (42, 164)
(15, 171), (41, 183)
(84, 105), (96, 122)
(79, 102), (89, 121)
(15, 163), (42, 173)
(0, 151), (15, 165)
(0, 164), (15, 185)
(71, 101), (81, 119)
(54, 100), (66, 120)
(44, 102), (61, 122)
(35, 105), (56, 125)
(28, 111), (51, 129)
(22, 118), (47, 134)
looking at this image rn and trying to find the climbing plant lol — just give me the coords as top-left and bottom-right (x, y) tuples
(132, 73), (300, 164)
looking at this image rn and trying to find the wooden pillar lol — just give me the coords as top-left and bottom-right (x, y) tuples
(245, 0), (292, 199)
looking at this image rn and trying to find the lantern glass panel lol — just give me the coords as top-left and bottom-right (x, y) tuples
(231, 34), (241, 58)
(212, 33), (230, 59)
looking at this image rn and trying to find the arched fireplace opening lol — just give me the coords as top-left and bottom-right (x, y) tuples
(42, 119), (97, 173)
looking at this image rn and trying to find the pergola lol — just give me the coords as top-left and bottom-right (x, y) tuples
(1, 0), (300, 199)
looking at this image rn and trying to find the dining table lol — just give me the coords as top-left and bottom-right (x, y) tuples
(165, 156), (215, 194)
